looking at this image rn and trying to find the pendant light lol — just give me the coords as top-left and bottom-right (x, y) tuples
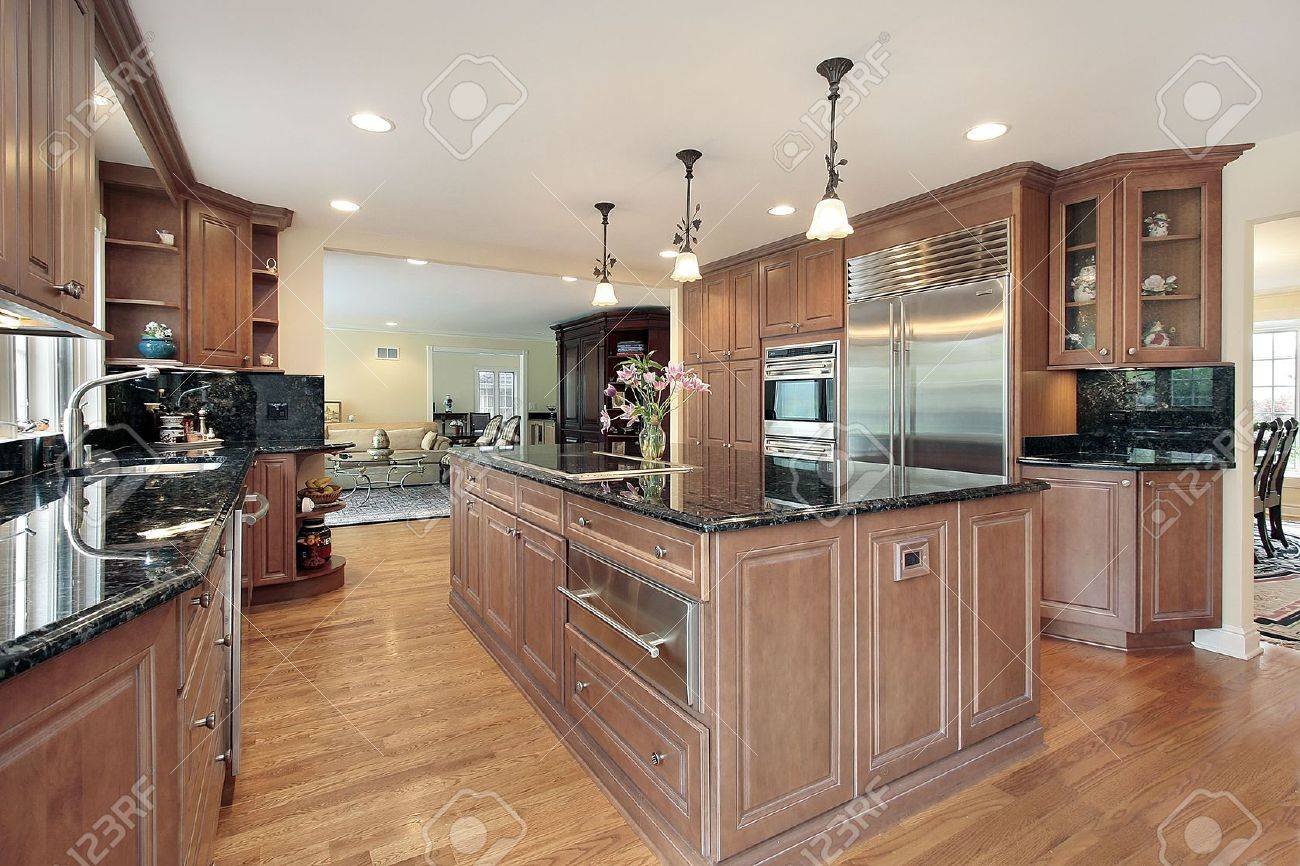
(670, 149), (703, 282)
(591, 202), (618, 307)
(806, 57), (855, 241)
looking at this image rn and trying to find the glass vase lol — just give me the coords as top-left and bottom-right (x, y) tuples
(638, 418), (666, 460)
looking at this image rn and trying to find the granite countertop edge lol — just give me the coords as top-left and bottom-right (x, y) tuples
(453, 448), (1049, 532)
(1017, 455), (1236, 471)
(0, 445), (262, 684)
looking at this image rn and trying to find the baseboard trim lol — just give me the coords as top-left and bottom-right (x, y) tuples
(1193, 625), (1262, 659)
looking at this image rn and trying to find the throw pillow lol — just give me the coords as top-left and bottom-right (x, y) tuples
(421, 430), (438, 451)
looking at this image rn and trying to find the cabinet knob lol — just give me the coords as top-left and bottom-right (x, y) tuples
(191, 591), (212, 608)
(193, 712), (217, 729)
(575, 680), (589, 693)
(1121, 479), (1131, 487)
(215, 634), (232, 647)
(648, 752), (666, 766)
(1146, 480), (1155, 487)
(215, 751), (231, 764)
(653, 545), (668, 559)
(1127, 347), (1138, 356)
(55, 280), (85, 299)
(577, 516), (590, 528)
(1098, 348), (1109, 357)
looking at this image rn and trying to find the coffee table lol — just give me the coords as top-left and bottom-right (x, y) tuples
(328, 452), (428, 506)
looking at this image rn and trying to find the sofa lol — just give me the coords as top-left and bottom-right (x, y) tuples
(324, 421), (452, 488)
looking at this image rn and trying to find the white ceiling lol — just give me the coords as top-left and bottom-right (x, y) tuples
(323, 252), (670, 339)
(1255, 217), (1300, 295)
(113, 0), (1300, 282)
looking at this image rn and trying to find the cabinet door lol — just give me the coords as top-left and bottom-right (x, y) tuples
(1048, 180), (1117, 367)
(462, 494), (485, 613)
(481, 502), (518, 647)
(856, 504), (959, 785)
(729, 262), (760, 360)
(450, 469), (468, 601)
(242, 461), (264, 586)
(681, 280), (705, 363)
(797, 239), (844, 333)
(958, 493), (1040, 746)
(702, 271), (730, 361)
(759, 250), (798, 337)
(251, 455), (295, 585)
(729, 358), (762, 453)
(700, 362), (731, 448)
(186, 202), (251, 367)
(714, 520), (854, 858)
(1138, 471), (1221, 632)
(15, 0), (62, 310)
(578, 334), (605, 429)
(1120, 170), (1221, 364)
(0, 0), (19, 294)
(1024, 466), (1136, 631)
(560, 339), (581, 428)
(515, 521), (565, 702)
(53, 0), (94, 324)
(682, 383), (703, 445)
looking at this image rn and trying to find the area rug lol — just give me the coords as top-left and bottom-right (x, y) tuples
(323, 483), (451, 528)
(1255, 575), (1300, 648)
(1252, 520), (1300, 581)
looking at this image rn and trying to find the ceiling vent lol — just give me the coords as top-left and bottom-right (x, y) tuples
(375, 346), (399, 360)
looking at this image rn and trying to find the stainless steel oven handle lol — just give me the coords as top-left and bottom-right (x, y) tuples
(241, 492), (270, 526)
(557, 586), (665, 659)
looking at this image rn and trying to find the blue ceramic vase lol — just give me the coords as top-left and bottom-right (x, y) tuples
(137, 337), (176, 359)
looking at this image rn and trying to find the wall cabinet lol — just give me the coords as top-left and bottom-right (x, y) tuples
(1, 0), (95, 324)
(186, 200), (252, 368)
(1023, 464), (1221, 648)
(686, 359), (760, 451)
(1048, 165), (1224, 367)
(690, 262), (760, 363)
(758, 239), (845, 338)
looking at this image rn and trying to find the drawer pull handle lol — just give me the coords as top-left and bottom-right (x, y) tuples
(575, 680), (590, 693)
(649, 752), (666, 767)
(193, 712), (217, 729)
(557, 586), (667, 659)
(191, 591), (212, 608)
(215, 634), (232, 647)
(1121, 479), (1131, 488)
(577, 516), (590, 528)
(653, 545), (668, 559)
(56, 280), (85, 299)
(215, 751), (231, 764)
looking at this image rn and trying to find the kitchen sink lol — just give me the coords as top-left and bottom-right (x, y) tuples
(79, 462), (223, 477)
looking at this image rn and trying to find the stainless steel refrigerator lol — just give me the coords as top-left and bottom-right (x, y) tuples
(845, 220), (1010, 477)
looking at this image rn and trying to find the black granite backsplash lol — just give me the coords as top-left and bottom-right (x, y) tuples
(106, 371), (324, 444)
(1075, 365), (1235, 452)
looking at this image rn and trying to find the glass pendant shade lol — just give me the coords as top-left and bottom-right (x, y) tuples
(806, 195), (854, 241)
(671, 250), (701, 282)
(591, 280), (618, 306)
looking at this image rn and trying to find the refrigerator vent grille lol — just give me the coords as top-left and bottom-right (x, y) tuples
(846, 219), (1010, 302)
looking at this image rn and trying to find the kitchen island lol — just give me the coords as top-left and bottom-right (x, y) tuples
(448, 444), (1047, 866)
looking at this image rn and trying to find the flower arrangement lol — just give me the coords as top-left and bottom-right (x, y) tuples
(1141, 274), (1179, 296)
(600, 353), (710, 459)
(142, 321), (172, 339)
(138, 321), (177, 359)
(1144, 212), (1171, 237)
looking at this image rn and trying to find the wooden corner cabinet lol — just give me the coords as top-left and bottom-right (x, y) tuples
(1047, 149), (1244, 368)
(1022, 464), (1222, 649)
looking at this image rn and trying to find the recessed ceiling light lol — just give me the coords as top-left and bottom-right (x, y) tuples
(659, 249), (678, 258)
(385, 321), (398, 327)
(406, 258), (428, 265)
(560, 275), (578, 282)
(350, 112), (395, 133)
(965, 122), (1009, 142)
(767, 204), (796, 216)
(330, 199), (360, 213)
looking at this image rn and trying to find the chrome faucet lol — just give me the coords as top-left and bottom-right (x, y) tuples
(63, 366), (161, 471)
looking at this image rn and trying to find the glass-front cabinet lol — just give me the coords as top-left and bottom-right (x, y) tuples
(1048, 165), (1223, 369)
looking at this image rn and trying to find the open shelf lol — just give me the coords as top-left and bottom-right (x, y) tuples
(252, 268), (278, 279)
(1141, 233), (1200, 244)
(106, 357), (183, 368)
(252, 317), (278, 326)
(296, 501), (345, 520)
(106, 237), (180, 253)
(106, 297), (179, 308)
(1140, 293), (1202, 301)
(296, 554), (346, 580)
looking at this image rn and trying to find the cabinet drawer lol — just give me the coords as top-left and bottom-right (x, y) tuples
(565, 498), (706, 600)
(480, 468), (518, 511)
(564, 625), (707, 850)
(179, 576), (219, 690)
(458, 459), (484, 497)
(516, 477), (564, 534)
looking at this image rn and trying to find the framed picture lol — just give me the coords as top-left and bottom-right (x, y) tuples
(324, 401), (341, 424)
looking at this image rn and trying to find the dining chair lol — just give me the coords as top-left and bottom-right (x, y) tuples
(1255, 419), (1283, 557)
(474, 416), (503, 446)
(1267, 418), (1298, 549)
(496, 415), (521, 447)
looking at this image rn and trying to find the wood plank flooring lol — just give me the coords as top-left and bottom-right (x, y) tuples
(216, 520), (1300, 865)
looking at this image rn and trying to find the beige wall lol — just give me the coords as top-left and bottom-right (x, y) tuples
(1211, 129), (1300, 660)
(324, 327), (557, 425)
(1253, 288), (1300, 323)
(276, 228), (327, 375)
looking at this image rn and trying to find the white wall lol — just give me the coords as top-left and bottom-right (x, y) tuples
(1203, 130), (1300, 659)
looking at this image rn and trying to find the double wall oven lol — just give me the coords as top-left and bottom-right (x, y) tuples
(762, 339), (839, 460)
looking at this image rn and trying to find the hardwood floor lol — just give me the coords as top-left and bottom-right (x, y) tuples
(216, 521), (1300, 865)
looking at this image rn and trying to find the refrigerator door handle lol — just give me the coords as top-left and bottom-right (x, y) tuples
(896, 300), (907, 474)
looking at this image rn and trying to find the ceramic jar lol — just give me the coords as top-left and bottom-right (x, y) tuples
(296, 519), (333, 570)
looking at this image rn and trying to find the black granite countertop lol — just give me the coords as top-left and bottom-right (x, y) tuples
(0, 438), (327, 683)
(454, 444), (1047, 532)
(1017, 447), (1234, 472)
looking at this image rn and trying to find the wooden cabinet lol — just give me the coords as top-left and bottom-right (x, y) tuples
(481, 501), (518, 647)
(689, 359), (761, 451)
(1, 0), (95, 322)
(758, 239), (844, 338)
(245, 454), (295, 586)
(1048, 157), (1234, 368)
(461, 492), (485, 613)
(855, 504), (960, 784)
(516, 521), (565, 701)
(1024, 464), (1220, 649)
(186, 201), (252, 368)
(696, 263), (761, 362)
(681, 279), (706, 363)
